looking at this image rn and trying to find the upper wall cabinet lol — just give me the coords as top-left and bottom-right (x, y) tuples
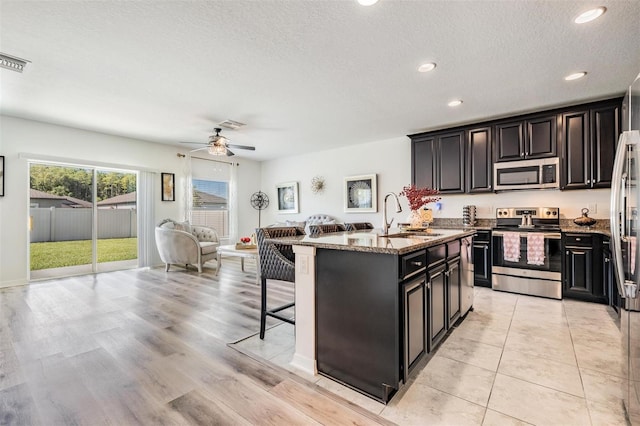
(561, 101), (620, 190)
(412, 131), (465, 193)
(495, 114), (557, 162)
(466, 126), (492, 193)
(409, 97), (622, 194)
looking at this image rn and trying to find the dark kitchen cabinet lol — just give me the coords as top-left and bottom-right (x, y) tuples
(428, 263), (447, 349)
(409, 96), (622, 194)
(561, 101), (621, 189)
(473, 230), (492, 287)
(412, 136), (436, 190)
(402, 276), (426, 381)
(562, 233), (607, 304)
(447, 257), (461, 327)
(495, 115), (557, 162)
(466, 127), (493, 192)
(592, 103), (620, 188)
(561, 110), (590, 189)
(411, 130), (465, 193)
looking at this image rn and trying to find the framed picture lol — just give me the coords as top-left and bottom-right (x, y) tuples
(276, 181), (299, 214)
(344, 174), (377, 213)
(0, 156), (4, 197)
(161, 172), (175, 201)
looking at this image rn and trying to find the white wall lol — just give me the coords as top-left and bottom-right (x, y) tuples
(260, 137), (413, 227)
(0, 116), (261, 287)
(1, 115), (613, 287)
(260, 137), (612, 226)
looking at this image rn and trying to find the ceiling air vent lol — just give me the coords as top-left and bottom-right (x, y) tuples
(0, 53), (30, 73)
(217, 120), (246, 130)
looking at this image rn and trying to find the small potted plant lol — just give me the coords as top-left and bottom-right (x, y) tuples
(399, 185), (440, 228)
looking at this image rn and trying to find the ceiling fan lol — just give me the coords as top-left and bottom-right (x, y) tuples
(181, 128), (256, 157)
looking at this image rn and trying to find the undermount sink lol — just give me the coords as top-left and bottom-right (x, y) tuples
(384, 232), (444, 238)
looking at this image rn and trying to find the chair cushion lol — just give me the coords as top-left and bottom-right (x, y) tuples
(200, 241), (219, 255)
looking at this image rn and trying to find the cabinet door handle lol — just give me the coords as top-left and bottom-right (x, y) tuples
(587, 179), (590, 184)
(605, 258), (610, 263)
(566, 250), (569, 255)
(521, 153), (525, 157)
(410, 261), (423, 267)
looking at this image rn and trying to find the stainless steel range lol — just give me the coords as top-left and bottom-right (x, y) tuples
(492, 207), (562, 299)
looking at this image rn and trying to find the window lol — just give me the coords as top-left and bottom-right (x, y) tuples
(191, 178), (229, 236)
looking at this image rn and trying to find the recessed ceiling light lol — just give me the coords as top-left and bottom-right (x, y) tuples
(565, 72), (587, 81)
(574, 7), (606, 24)
(448, 99), (463, 107)
(418, 62), (437, 73)
(357, 0), (379, 6)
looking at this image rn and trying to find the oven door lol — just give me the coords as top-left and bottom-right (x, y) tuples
(492, 231), (562, 276)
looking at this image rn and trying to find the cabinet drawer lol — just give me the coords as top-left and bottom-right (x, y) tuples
(427, 244), (446, 268)
(474, 230), (491, 243)
(564, 234), (593, 247)
(447, 240), (461, 259)
(401, 250), (427, 280)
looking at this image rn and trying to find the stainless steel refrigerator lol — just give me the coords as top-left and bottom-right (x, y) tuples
(611, 72), (640, 422)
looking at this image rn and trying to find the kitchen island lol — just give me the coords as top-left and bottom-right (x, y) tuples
(267, 228), (475, 403)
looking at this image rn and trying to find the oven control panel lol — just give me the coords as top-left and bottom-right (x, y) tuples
(496, 207), (559, 218)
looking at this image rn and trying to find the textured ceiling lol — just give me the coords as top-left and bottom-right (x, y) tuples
(1, 1), (639, 161)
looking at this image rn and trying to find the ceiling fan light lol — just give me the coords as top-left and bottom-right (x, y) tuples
(208, 143), (227, 156)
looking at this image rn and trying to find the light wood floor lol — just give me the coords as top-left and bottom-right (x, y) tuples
(0, 259), (392, 425)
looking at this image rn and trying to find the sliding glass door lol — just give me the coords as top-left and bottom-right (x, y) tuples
(29, 162), (138, 280)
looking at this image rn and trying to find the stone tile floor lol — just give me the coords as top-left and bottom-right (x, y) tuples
(233, 287), (629, 425)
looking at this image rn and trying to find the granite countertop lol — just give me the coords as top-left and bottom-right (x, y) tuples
(560, 226), (611, 236)
(266, 228), (476, 255)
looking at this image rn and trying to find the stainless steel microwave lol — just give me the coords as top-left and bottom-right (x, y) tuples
(493, 157), (560, 191)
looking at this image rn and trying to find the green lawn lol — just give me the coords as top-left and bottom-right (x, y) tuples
(30, 238), (137, 270)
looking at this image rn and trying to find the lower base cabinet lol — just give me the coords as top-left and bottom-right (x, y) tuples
(428, 264), (447, 349)
(447, 257), (461, 327)
(562, 233), (608, 304)
(403, 277), (426, 381)
(316, 236), (473, 403)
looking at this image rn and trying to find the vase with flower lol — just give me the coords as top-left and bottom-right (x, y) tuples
(399, 185), (440, 229)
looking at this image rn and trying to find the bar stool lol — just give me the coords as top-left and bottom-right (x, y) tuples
(308, 223), (347, 237)
(256, 226), (305, 339)
(345, 222), (375, 231)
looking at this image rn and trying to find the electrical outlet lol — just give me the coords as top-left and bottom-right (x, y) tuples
(588, 203), (597, 214)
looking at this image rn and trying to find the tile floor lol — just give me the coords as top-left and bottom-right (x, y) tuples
(233, 287), (629, 425)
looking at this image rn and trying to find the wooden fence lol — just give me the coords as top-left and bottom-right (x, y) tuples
(30, 208), (137, 242)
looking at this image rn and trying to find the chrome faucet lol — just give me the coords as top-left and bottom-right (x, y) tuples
(382, 192), (403, 236)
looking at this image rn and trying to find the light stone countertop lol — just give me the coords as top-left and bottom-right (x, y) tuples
(266, 228), (476, 255)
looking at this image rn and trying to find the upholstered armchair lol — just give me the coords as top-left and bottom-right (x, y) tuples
(155, 219), (220, 273)
(256, 226), (305, 339)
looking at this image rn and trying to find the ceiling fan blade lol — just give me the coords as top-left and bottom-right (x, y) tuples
(180, 141), (208, 145)
(226, 149), (235, 157)
(189, 146), (209, 153)
(226, 143), (256, 151)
